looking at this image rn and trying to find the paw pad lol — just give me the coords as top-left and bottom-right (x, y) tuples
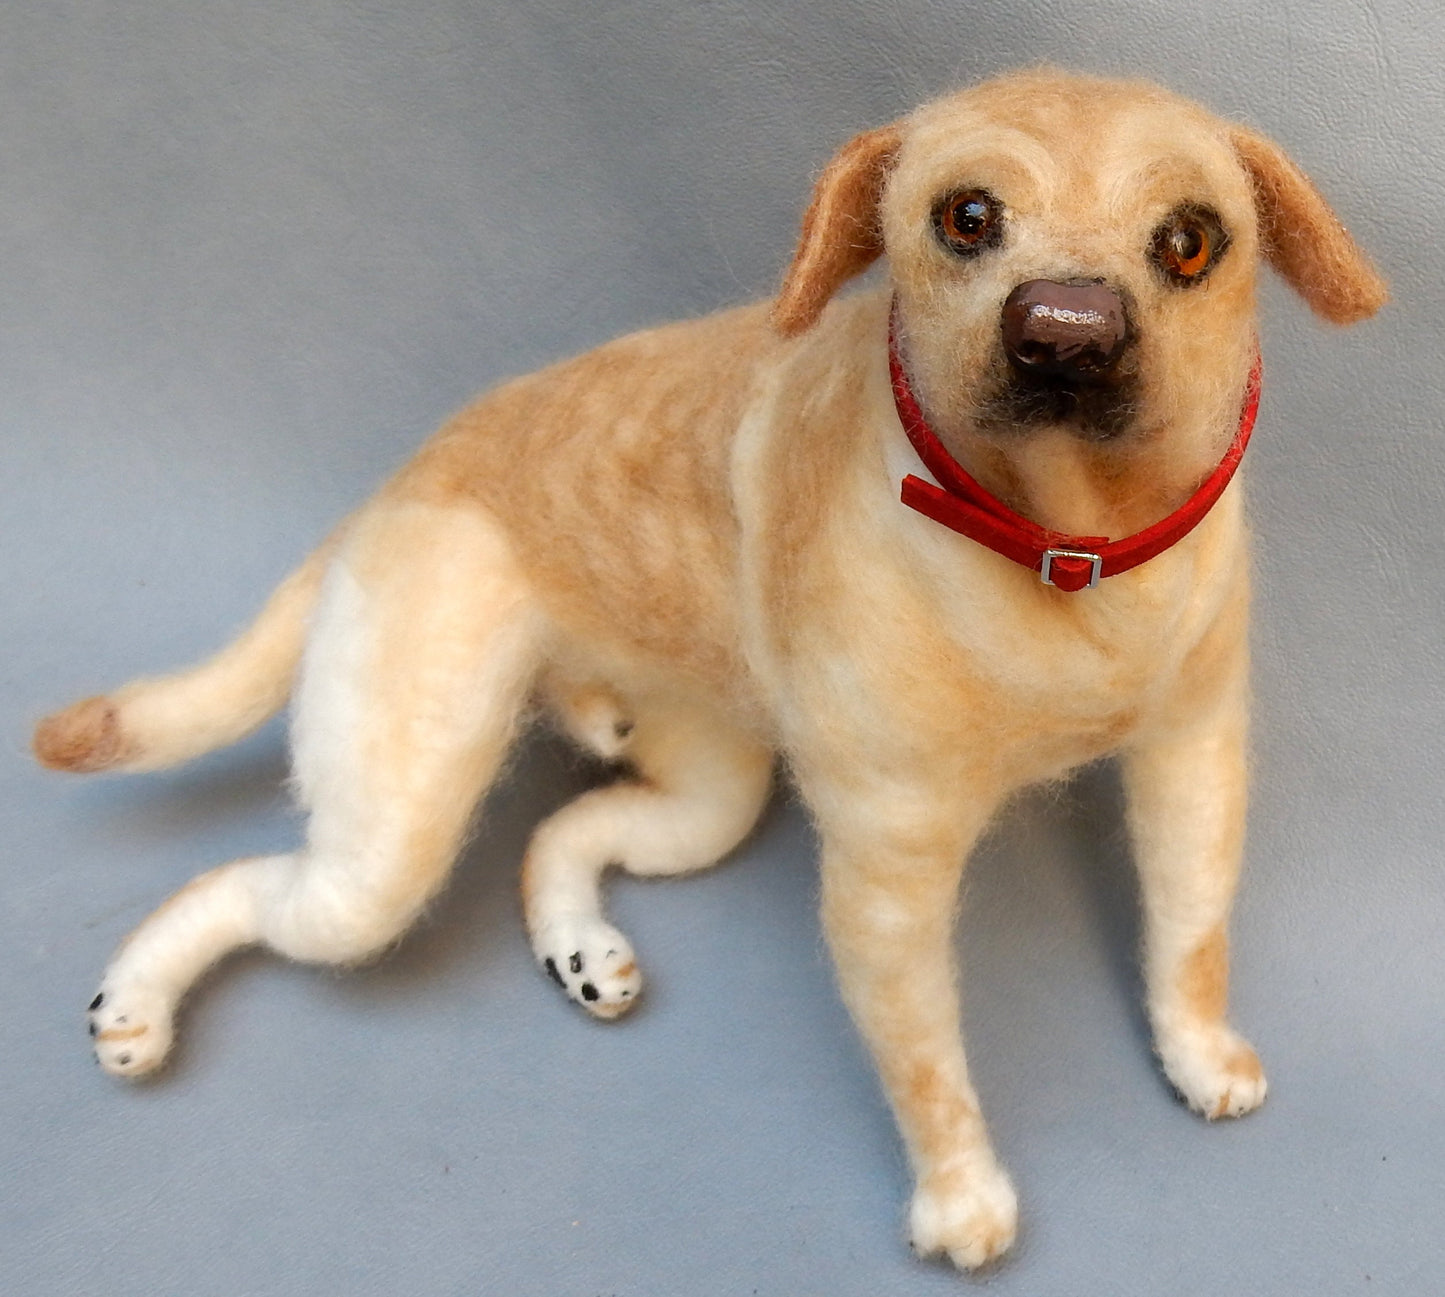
(87, 983), (174, 1078)
(531, 916), (642, 1020)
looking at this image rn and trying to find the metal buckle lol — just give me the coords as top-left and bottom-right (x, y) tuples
(1040, 547), (1103, 589)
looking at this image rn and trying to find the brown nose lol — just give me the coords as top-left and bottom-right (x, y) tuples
(1001, 280), (1128, 384)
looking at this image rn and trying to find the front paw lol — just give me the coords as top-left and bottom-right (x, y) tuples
(1157, 1022), (1267, 1119)
(909, 1158), (1018, 1271)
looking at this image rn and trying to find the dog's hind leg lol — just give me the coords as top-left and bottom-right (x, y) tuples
(521, 693), (773, 1018)
(87, 501), (545, 1077)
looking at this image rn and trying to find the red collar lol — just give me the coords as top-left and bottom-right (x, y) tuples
(890, 316), (1261, 593)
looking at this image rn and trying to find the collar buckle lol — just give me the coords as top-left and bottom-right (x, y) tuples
(1040, 547), (1103, 589)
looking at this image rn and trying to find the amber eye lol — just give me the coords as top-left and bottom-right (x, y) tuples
(934, 189), (1003, 255)
(1152, 205), (1229, 284)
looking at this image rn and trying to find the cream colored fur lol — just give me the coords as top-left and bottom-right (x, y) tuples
(37, 70), (1384, 1272)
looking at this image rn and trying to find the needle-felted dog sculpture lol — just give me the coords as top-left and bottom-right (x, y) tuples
(36, 69), (1385, 1271)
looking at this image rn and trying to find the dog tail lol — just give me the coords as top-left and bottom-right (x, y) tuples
(33, 542), (334, 775)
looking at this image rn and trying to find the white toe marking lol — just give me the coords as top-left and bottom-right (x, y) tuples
(88, 984), (175, 1078)
(532, 915), (642, 1019)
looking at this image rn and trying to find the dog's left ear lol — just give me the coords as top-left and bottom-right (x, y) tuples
(1230, 126), (1388, 324)
(772, 123), (903, 337)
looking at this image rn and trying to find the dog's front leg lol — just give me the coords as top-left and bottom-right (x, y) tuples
(816, 789), (1017, 1271)
(1122, 656), (1267, 1120)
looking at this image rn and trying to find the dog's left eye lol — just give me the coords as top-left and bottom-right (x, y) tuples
(934, 189), (1003, 256)
(1152, 205), (1229, 284)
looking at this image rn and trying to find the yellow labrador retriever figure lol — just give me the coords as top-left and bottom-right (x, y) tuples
(37, 70), (1384, 1270)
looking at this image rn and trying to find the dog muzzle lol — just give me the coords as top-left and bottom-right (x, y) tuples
(890, 307), (1261, 593)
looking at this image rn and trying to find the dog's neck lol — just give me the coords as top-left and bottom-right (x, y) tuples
(886, 307), (1259, 591)
(959, 429), (1176, 540)
(891, 343), (1250, 547)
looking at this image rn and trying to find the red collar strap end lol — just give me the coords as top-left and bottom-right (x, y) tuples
(891, 319), (1261, 593)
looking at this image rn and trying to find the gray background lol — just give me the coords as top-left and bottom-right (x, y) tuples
(4, 2), (1441, 1294)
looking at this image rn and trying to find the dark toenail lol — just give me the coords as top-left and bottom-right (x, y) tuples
(614, 720), (634, 739)
(89, 1023), (97, 1037)
(621, 989), (632, 997)
(580, 983), (599, 1002)
(569, 953), (583, 975)
(116, 1016), (127, 1024)
(89, 994), (104, 1010)
(117, 1054), (131, 1066)
(544, 957), (565, 988)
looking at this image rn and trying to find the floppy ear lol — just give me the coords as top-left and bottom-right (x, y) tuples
(771, 123), (903, 337)
(1230, 126), (1388, 324)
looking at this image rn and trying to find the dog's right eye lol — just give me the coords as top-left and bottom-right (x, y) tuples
(934, 189), (1003, 256)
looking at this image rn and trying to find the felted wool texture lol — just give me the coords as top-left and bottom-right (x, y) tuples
(38, 68), (1385, 1275)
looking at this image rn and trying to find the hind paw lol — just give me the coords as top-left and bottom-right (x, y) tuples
(531, 915), (642, 1020)
(87, 984), (174, 1078)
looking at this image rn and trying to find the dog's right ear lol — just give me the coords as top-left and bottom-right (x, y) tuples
(1230, 125), (1388, 325)
(772, 123), (903, 337)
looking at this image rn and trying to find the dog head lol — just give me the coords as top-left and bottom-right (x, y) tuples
(773, 70), (1385, 488)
